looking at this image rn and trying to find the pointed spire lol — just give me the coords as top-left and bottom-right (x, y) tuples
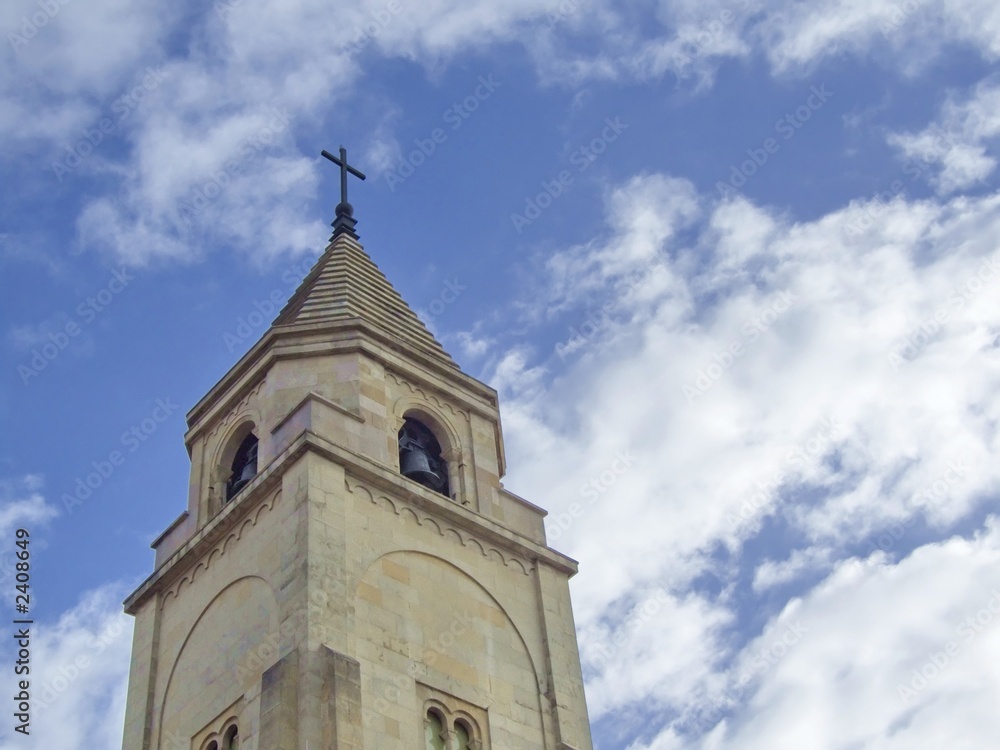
(273, 232), (458, 369)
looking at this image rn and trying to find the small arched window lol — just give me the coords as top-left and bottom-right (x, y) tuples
(223, 725), (239, 750)
(226, 433), (258, 501)
(425, 710), (446, 750)
(398, 418), (449, 497)
(419, 693), (487, 750)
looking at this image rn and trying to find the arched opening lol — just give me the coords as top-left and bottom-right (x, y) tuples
(398, 417), (449, 497)
(455, 719), (474, 749)
(424, 709), (446, 750)
(226, 432), (258, 501)
(223, 724), (239, 750)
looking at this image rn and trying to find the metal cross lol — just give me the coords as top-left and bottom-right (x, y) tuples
(321, 146), (366, 208)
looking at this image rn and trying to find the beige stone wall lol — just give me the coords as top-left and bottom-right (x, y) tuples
(160, 576), (274, 742)
(125, 458), (312, 748)
(305, 456), (591, 750)
(353, 550), (546, 748)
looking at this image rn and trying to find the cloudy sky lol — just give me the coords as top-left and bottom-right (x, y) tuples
(3, 0), (1000, 747)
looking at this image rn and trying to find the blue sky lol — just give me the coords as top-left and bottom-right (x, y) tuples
(3, 0), (1000, 747)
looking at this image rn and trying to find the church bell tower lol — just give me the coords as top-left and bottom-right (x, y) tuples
(120, 148), (594, 750)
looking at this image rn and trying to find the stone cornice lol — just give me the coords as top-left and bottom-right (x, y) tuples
(125, 429), (576, 615)
(184, 321), (500, 448)
(123, 436), (293, 615)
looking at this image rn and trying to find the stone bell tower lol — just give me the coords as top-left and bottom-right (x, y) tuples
(120, 149), (594, 750)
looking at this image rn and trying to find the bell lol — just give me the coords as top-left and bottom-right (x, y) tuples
(227, 443), (258, 498)
(229, 461), (257, 495)
(400, 447), (442, 490)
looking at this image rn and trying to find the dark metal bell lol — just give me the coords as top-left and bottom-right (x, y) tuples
(228, 463), (256, 496)
(235, 460), (257, 484)
(228, 442), (258, 498)
(400, 447), (441, 489)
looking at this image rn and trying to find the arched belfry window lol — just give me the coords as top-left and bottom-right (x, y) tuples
(223, 724), (239, 750)
(425, 710), (446, 750)
(398, 417), (449, 497)
(226, 433), (258, 501)
(455, 720), (473, 749)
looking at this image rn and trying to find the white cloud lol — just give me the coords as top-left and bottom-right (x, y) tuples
(9, 0), (1000, 267)
(753, 0), (1000, 76)
(0, 0), (174, 142)
(0, 474), (58, 538)
(751, 546), (833, 592)
(485, 171), (1000, 739)
(889, 79), (1000, 194)
(0, 584), (133, 750)
(676, 525), (1000, 749)
(0, 477), (58, 608)
(534, 0), (1000, 89)
(8, 314), (98, 362)
(24, 0), (589, 265)
(581, 588), (735, 721)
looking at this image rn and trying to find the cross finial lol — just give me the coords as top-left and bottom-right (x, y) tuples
(321, 146), (366, 239)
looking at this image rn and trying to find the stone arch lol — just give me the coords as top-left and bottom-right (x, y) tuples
(391, 397), (461, 463)
(213, 415), (260, 482)
(208, 414), (261, 515)
(352, 550), (544, 747)
(393, 398), (466, 502)
(158, 576), (277, 748)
